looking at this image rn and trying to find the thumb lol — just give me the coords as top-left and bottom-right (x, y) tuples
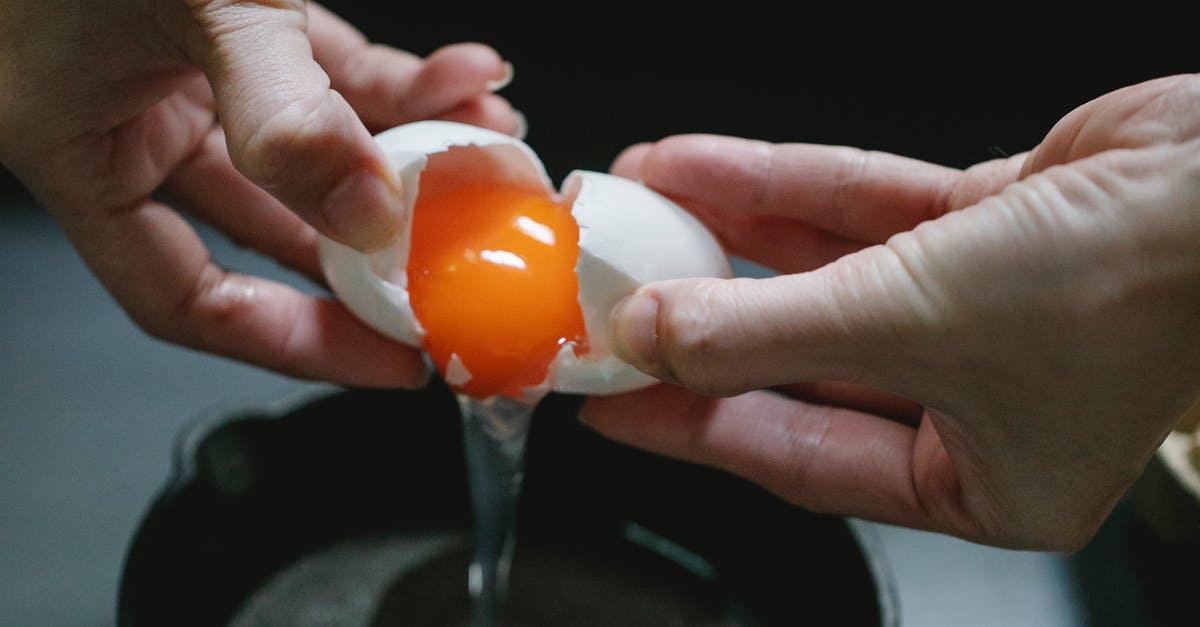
(607, 244), (942, 397)
(185, 2), (402, 251)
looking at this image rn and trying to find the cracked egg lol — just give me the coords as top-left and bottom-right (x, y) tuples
(319, 121), (731, 401)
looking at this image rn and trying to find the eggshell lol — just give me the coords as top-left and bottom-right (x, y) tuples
(318, 121), (732, 397)
(548, 171), (732, 395)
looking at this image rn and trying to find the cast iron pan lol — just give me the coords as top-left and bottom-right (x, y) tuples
(118, 381), (899, 626)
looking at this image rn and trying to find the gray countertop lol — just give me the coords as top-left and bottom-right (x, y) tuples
(0, 203), (1130, 626)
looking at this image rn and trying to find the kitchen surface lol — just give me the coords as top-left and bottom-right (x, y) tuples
(2, 9), (1193, 625)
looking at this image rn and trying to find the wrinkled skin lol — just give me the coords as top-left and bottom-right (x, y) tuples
(0, 0), (520, 386)
(586, 74), (1200, 551)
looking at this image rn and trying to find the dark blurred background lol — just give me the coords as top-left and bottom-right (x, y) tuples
(1, 7), (1193, 208)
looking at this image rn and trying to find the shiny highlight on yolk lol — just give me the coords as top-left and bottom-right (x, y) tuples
(406, 183), (588, 399)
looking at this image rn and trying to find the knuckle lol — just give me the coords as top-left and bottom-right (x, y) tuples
(184, 274), (259, 340)
(770, 408), (835, 505)
(656, 278), (741, 396)
(188, 1), (305, 23)
(739, 139), (774, 210)
(829, 147), (869, 229)
(232, 103), (317, 186)
(185, 1), (307, 59)
(232, 93), (351, 208)
(134, 266), (258, 352)
(124, 267), (219, 344)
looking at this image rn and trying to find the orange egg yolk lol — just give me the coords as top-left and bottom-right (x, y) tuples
(405, 183), (589, 399)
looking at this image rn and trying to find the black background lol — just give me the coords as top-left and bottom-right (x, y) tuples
(0, 6), (1193, 205)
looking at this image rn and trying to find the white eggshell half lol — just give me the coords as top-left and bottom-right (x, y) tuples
(548, 171), (733, 395)
(318, 121), (732, 397)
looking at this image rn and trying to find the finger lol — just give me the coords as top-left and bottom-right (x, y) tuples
(178, 4), (516, 266)
(184, 1), (403, 251)
(396, 43), (512, 122)
(166, 124), (323, 282)
(59, 198), (427, 388)
(1023, 74), (1200, 176)
(307, 4), (516, 132)
(579, 385), (956, 533)
(614, 142), (865, 273)
(629, 134), (963, 242)
(606, 243), (938, 398)
(610, 142), (651, 179)
(430, 94), (524, 137)
(772, 380), (924, 426)
(673, 199), (867, 274)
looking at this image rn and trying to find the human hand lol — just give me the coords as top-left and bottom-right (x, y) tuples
(0, 1), (519, 387)
(582, 74), (1200, 551)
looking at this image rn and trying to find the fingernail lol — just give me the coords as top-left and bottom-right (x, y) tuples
(486, 61), (514, 91)
(321, 169), (404, 252)
(608, 293), (662, 377)
(511, 109), (527, 140)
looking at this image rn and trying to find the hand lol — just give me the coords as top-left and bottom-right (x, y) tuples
(582, 74), (1200, 551)
(0, 1), (519, 387)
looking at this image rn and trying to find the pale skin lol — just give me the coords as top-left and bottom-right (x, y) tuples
(0, 0), (519, 387)
(585, 74), (1200, 552)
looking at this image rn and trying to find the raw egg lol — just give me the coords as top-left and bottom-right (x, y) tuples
(318, 121), (732, 401)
